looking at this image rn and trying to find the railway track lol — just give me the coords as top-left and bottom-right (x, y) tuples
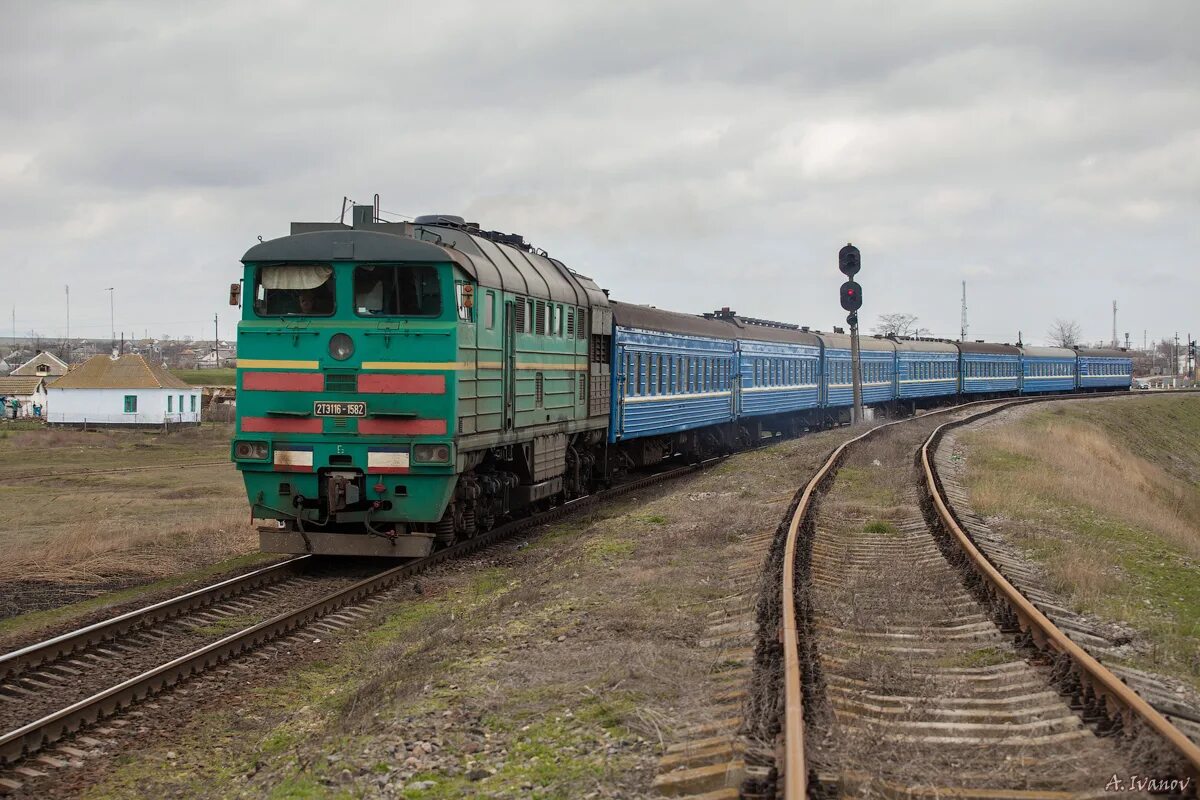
(0, 458), (714, 791)
(764, 395), (1200, 797)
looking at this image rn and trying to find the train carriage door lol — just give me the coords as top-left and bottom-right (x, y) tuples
(503, 299), (518, 430)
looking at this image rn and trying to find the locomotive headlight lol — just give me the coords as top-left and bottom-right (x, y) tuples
(329, 333), (354, 361)
(233, 440), (269, 460)
(412, 444), (451, 464)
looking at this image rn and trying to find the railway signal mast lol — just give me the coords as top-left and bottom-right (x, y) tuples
(838, 244), (864, 424)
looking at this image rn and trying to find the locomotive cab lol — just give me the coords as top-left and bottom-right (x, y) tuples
(233, 228), (469, 557)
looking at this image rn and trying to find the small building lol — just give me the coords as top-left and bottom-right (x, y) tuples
(47, 354), (201, 427)
(11, 351), (69, 378)
(0, 376), (49, 419)
(0, 358), (10, 375)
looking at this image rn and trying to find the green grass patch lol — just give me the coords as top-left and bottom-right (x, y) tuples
(863, 519), (897, 535)
(469, 567), (511, 599)
(837, 466), (898, 506)
(583, 536), (636, 563)
(937, 646), (1011, 669)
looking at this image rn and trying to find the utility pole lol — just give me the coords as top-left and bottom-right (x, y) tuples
(960, 281), (968, 342)
(106, 287), (115, 354)
(65, 285), (71, 365)
(213, 313), (220, 368)
(1175, 332), (1180, 376)
(1111, 300), (1118, 349)
(838, 244), (864, 424)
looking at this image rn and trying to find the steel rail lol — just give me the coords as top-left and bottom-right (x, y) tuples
(0, 557), (309, 682)
(922, 408), (1200, 782)
(0, 459), (707, 764)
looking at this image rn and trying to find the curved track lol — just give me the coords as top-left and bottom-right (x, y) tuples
(777, 394), (1200, 797)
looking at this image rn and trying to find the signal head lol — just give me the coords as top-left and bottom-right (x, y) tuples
(840, 280), (863, 312)
(838, 243), (861, 277)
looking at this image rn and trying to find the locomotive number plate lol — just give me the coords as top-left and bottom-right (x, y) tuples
(314, 401), (367, 417)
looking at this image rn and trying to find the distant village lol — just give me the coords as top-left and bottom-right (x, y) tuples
(0, 337), (237, 427)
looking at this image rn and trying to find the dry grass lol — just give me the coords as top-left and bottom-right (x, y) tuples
(968, 420), (1200, 561)
(962, 396), (1200, 687)
(0, 423), (256, 593)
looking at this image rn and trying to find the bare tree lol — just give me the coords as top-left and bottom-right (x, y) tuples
(1047, 319), (1082, 347)
(871, 313), (931, 338)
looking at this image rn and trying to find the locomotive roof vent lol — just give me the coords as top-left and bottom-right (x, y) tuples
(414, 214), (467, 226)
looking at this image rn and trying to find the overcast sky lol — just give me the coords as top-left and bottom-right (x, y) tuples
(3, 1), (1197, 347)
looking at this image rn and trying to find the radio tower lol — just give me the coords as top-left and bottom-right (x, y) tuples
(960, 281), (968, 342)
(1111, 301), (1118, 348)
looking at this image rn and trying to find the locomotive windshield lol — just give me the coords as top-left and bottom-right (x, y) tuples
(353, 265), (441, 317)
(254, 264), (334, 316)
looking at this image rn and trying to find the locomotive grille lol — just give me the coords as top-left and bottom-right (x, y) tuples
(514, 297), (526, 331)
(325, 373), (357, 392)
(535, 301), (547, 335)
(576, 307), (587, 339)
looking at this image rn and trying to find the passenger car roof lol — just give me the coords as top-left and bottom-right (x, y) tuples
(709, 316), (823, 347)
(1021, 346), (1076, 358)
(610, 301), (736, 340)
(892, 338), (959, 354)
(815, 332), (897, 352)
(1074, 347), (1131, 358)
(957, 341), (1021, 355)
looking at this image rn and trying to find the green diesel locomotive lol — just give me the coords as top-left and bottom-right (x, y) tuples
(232, 206), (612, 557)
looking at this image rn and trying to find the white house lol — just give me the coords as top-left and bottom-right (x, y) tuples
(11, 351), (69, 378)
(47, 354), (201, 427)
(0, 376), (49, 419)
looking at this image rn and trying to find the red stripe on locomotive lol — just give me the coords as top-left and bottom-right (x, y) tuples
(242, 417), (323, 433)
(358, 374), (445, 394)
(358, 418), (448, 435)
(242, 372), (325, 392)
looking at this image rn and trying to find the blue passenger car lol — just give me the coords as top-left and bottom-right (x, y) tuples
(894, 339), (959, 401)
(816, 332), (897, 408)
(609, 301), (736, 443)
(1020, 346), (1076, 394)
(1075, 347), (1133, 391)
(725, 320), (822, 420)
(957, 342), (1021, 395)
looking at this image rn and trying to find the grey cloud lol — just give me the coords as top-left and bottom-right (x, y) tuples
(2, 0), (1198, 346)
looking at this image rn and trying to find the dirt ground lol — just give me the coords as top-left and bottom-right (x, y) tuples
(32, 427), (855, 800)
(0, 422), (259, 624)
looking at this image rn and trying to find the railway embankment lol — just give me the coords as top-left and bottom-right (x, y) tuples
(949, 394), (1200, 702)
(23, 428), (856, 799)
